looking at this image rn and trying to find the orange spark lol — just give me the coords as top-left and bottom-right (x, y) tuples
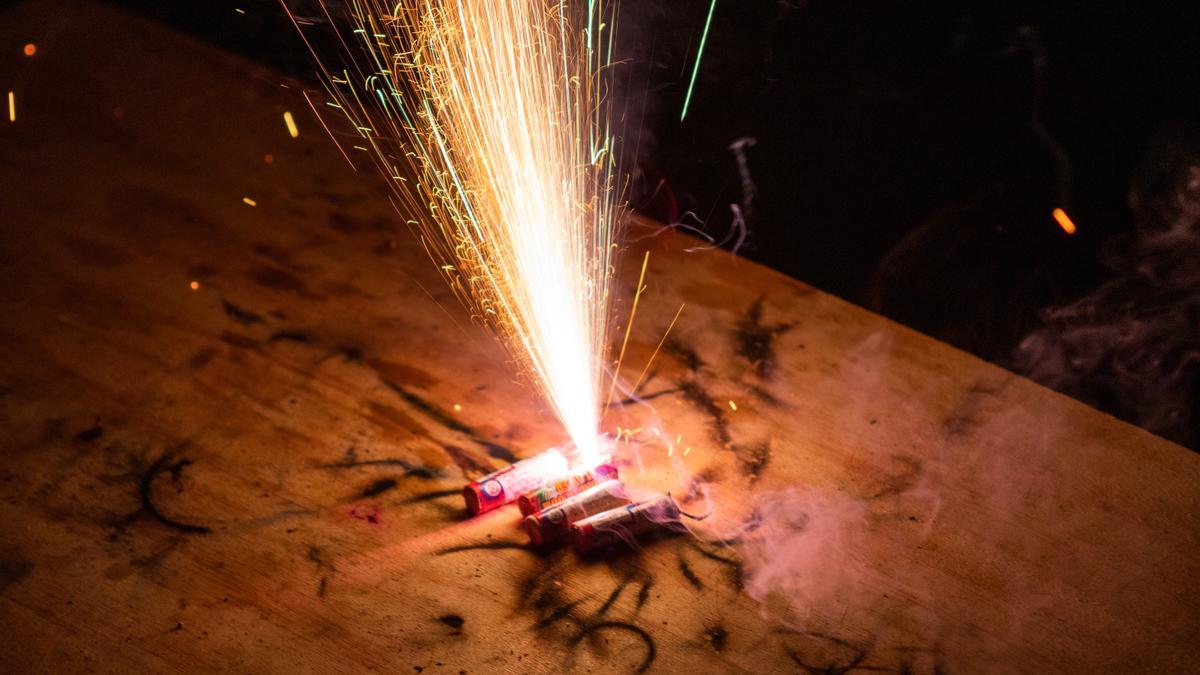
(242, 197), (257, 207)
(728, 400), (737, 411)
(1052, 208), (1077, 235)
(263, 153), (274, 164)
(283, 111), (299, 138)
(189, 280), (200, 290)
(7, 91), (14, 123)
(23, 43), (36, 57)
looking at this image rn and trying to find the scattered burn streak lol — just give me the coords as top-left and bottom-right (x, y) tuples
(383, 381), (518, 462)
(72, 419), (104, 443)
(730, 442), (771, 482)
(676, 553), (704, 591)
(869, 455), (923, 501)
(437, 614), (465, 634)
(221, 300), (264, 326)
(134, 454), (211, 535)
(734, 298), (794, 378)
(355, 478), (398, 499)
(569, 622), (657, 674)
(595, 574), (633, 617)
(635, 577), (654, 610)
(677, 379), (731, 446)
(781, 631), (875, 675)
(397, 489), (462, 504)
(318, 447), (441, 479)
(435, 540), (534, 556)
(703, 624), (728, 652)
(686, 539), (744, 590)
(307, 546), (335, 598)
(666, 339), (704, 373)
(441, 444), (496, 477)
(611, 386), (680, 408)
(268, 329), (310, 344)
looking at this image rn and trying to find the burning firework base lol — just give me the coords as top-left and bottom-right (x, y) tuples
(463, 448), (689, 554)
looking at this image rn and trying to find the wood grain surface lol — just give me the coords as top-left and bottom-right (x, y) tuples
(1, 2), (1197, 673)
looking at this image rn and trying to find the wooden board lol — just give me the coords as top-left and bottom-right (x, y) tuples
(1, 2), (1197, 672)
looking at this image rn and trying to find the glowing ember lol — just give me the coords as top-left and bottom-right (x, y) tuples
(7, 91), (14, 123)
(1052, 207), (1077, 235)
(189, 280), (200, 290)
(242, 197), (257, 207)
(282, 110), (299, 138)
(287, 1), (623, 467)
(23, 43), (36, 57)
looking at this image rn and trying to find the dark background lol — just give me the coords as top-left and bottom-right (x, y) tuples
(42, 0), (1200, 445)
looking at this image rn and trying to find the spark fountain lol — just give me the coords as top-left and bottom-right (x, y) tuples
(286, 0), (684, 550)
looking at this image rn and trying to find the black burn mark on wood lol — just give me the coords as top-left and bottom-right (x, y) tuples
(307, 546), (335, 598)
(734, 297), (794, 378)
(0, 559), (33, 594)
(252, 243), (303, 271)
(437, 614), (465, 633)
(435, 540), (533, 556)
(612, 387), (680, 408)
(677, 379), (731, 446)
(784, 635), (871, 675)
(338, 346), (363, 362)
(703, 624), (728, 652)
(328, 210), (367, 234)
(221, 300), (264, 326)
(666, 339), (704, 373)
(317, 456), (441, 480)
(268, 330), (310, 344)
(398, 489), (462, 504)
(677, 554), (704, 590)
(73, 419), (103, 444)
(188, 347), (218, 369)
(731, 442), (770, 482)
(137, 454), (211, 535)
(535, 601), (582, 630)
(595, 578), (629, 617)
(748, 383), (783, 407)
(247, 266), (321, 299)
(356, 478), (398, 499)
(442, 444), (496, 477)
(219, 332), (260, 350)
(384, 381), (518, 462)
(635, 577), (653, 610)
(869, 455), (923, 501)
(687, 539), (744, 590)
(569, 622), (656, 674)
(942, 377), (1010, 437)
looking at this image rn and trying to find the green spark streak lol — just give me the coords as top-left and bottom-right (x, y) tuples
(680, 0), (717, 122)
